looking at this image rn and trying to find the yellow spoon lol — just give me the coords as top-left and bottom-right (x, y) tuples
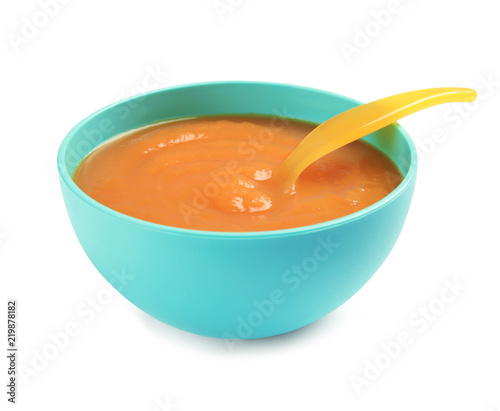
(273, 87), (477, 192)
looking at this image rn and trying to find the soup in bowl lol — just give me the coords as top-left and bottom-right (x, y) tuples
(57, 82), (417, 339)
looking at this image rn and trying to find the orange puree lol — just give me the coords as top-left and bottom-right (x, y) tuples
(73, 116), (403, 232)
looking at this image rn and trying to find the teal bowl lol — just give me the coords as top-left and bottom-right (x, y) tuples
(58, 82), (417, 339)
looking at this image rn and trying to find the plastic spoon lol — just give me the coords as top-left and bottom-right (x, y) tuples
(273, 87), (477, 192)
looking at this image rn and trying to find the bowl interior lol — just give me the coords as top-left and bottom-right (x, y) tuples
(58, 82), (417, 239)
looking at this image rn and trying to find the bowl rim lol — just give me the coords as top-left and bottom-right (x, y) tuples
(57, 80), (418, 239)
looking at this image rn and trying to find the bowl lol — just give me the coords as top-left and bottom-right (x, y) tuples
(57, 81), (417, 339)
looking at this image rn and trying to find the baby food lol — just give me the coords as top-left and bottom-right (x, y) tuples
(73, 116), (403, 232)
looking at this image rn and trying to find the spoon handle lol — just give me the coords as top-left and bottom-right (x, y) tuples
(274, 87), (477, 191)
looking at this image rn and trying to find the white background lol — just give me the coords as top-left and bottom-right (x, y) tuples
(1, 0), (499, 410)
